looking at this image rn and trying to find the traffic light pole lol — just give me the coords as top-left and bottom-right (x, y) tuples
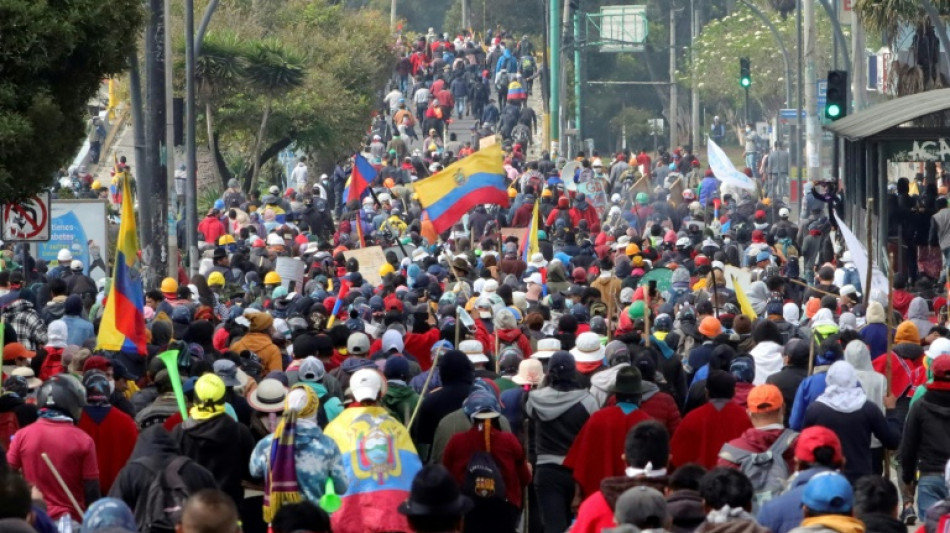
(744, 86), (749, 125)
(549, 0), (560, 154)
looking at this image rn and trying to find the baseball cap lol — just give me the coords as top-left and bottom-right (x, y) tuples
(795, 426), (844, 464)
(347, 332), (371, 355)
(462, 390), (501, 421)
(779, 207), (790, 218)
(932, 354), (950, 381)
(213, 359), (241, 387)
(614, 486), (670, 530)
(747, 384), (783, 413)
(350, 368), (384, 402)
(298, 356), (326, 382)
(382, 329), (405, 353)
(802, 472), (853, 514)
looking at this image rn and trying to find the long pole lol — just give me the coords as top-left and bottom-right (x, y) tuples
(573, 12), (582, 141)
(129, 51), (147, 226)
(669, 6), (678, 149)
(690, 0), (701, 150)
(164, 0), (178, 279)
(864, 199), (873, 304)
(559, 0), (571, 154)
(185, 0), (198, 277)
(744, 86), (749, 125)
(795, 0), (803, 212)
(851, 7), (867, 111)
(549, 0), (560, 154)
(804, 0), (819, 182)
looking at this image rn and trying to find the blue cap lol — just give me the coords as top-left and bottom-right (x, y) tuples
(431, 340), (454, 354)
(756, 250), (772, 262)
(802, 472), (853, 514)
(462, 390), (500, 421)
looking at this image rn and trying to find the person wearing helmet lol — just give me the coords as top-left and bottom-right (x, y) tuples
(76, 370), (138, 494)
(381, 207), (409, 239)
(7, 374), (101, 523)
(249, 383), (349, 522)
(264, 270), (282, 295)
(172, 373), (256, 506)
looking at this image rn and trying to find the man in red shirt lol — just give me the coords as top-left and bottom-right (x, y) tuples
(77, 370), (139, 494)
(564, 366), (653, 497)
(197, 208), (226, 246)
(717, 383), (797, 474)
(7, 375), (100, 523)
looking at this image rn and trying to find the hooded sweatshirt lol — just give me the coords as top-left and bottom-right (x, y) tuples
(410, 351), (474, 455)
(172, 410), (256, 505)
(524, 387), (598, 465)
(230, 312), (283, 373)
(899, 384), (950, 482)
(749, 341), (784, 385)
(907, 297), (934, 340)
(787, 515), (866, 533)
(108, 426), (218, 530)
(860, 302), (890, 358)
(843, 340), (886, 448)
(572, 473), (669, 533)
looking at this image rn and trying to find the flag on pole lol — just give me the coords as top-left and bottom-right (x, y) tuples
(520, 200), (540, 262)
(97, 169), (147, 354)
(732, 275), (758, 321)
(355, 217), (366, 248)
(326, 279), (350, 330)
(343, 154), (375, 205)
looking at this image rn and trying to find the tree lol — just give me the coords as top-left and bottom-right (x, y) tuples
(193, 31), (246, 186)
(0, 0), (143, 200)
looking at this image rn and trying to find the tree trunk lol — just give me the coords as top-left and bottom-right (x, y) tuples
(247, 101), (271, 193)
(212, 132), (233, 185)
(205, 101), (223, 188)
(241, 137), (293, 185)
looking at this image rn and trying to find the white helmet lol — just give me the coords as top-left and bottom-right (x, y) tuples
(57, 249), (72, 263)
(266, 233), (285, 246)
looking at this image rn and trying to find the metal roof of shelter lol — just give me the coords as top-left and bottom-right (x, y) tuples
(825, 88), (950, 141)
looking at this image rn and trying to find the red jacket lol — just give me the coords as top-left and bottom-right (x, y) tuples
(474, 320), (495, 357)
(640, 391), (682, 436)
(670, 401), (752, 469)
(404, 328), (439, 371)
(496, 328), (533, 360)
(197, 216), (226, 245)
(873, 351), (927, 399)
(510, 203), (536, 227)
(546, 207), (579, 228)
(442, 426), (532, 507)
(78, 406), (139, 494)
(564, 406), (653, 497)
(570, 205), (600, 231)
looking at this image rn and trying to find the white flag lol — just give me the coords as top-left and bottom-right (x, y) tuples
(834, 212), (889, 297)
(707, 139), (757, 191)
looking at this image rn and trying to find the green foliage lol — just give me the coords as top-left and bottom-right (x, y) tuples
(0, 0), (143, 200)
(608, 107), (655, 147)
(683, 4), (841, 120)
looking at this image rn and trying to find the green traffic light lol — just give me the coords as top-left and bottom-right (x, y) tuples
(740, 78), (750, 87)
(826, 103), (841, 118)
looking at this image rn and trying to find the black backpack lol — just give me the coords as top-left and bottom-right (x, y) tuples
(495, 71), (509, 92)
(462, 450), (507, 503)
(138, 456), (192, 533)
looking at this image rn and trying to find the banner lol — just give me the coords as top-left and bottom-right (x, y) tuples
(834, 212), (889, 298)
(35, 200), (110, 281)
(707, 139), (757, 191)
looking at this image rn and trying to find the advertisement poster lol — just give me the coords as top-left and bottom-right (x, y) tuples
(35, 200), (110, 280)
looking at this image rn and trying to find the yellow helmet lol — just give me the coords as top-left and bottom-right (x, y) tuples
(508, 188), (517, 198)
(264, 271), (282, 285)
(160, 277), (178, 294)
(541, 189), (553, 198)
(218, 234), (235, 245)
(379, 263), (396, 277)
(91, 180), (101, 190)
(207, 271), (225, 287)
(625, 243), (640, 256)
(194, 374), (226, 403)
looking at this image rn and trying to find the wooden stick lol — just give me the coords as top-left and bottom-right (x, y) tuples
(787, 278), (840, 299)
(41, 452), (84, 519)
(864, 199), (874, 305)
(885, 253), (895, 394)
(643, 287), (652, 348)
(407, 347), (445, 431)
(807, 328), (816, 376)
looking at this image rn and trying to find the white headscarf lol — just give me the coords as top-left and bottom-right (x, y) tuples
(783, 303), (800, 326)
(810, 308), (837, 328)
(816, 361), (867, 413)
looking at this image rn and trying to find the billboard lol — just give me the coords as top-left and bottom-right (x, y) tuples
(35, 200), (110, 280)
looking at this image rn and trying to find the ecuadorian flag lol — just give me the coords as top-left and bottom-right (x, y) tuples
(324, 406), (422, 533)
(414, 143), (509, 234)
(97, 169), (147, 354)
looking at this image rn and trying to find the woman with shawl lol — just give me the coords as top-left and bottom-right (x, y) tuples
(802, 361), (899, 482)
(250, 383), (348, 523)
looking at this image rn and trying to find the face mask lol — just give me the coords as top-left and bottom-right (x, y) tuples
(724, 238), (732, 244)
(108, 380), (116, 394)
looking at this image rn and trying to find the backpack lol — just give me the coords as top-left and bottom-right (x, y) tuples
(462, 450), (507, 503)
(520, 56), (535, 76)
(495, 72), (509, 92)
(138, 456), (192, 533)
(511, 124), (531, 146)
(718, 429), (797, 510)
(0, 411), (18, 452)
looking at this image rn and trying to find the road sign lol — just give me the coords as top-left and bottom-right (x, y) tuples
(1, 192), (51, 242)
(817, 79), (827, 115)
(593, 5), (648, 53)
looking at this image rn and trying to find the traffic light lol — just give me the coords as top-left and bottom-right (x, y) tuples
(739, 57), (751, 88)
(825, 70), (849, 121)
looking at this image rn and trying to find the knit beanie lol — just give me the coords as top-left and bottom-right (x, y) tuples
(866, 301), (886, 325)
(895, 320), (920, 345)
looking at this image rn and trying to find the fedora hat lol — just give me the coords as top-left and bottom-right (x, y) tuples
(609, 366), (647, 395)
(398, 465), (473, 518)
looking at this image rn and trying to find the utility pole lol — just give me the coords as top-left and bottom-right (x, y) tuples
(549, 0), (560, 154)
(185, 0), (198, 276)
(461, 0), (469, 31)
(690, 0), (701, 150)
(164, 0), (177, 279)
(390, 0), (397, 29)
(796, 0), (803, 213)
(851, 8), (867, 111)
(560, 0), (572, 154)
(669, 6), (678, 149)
(804, 0), (819, 181)
(129, 52), (147, 224)
(574, 12), (582, 141)
(144, 0), (169, 283)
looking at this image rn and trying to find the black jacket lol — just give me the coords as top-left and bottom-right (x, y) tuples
(900, 387), (950, 483)
(767, 366), (809, 426)
(803, 400), (901, 482)
(109, 426), (219, 531)
(172, 413), (256, 505)
(410, 351), (474, 455)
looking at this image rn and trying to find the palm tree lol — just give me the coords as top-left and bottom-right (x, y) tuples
(242, 40), (305, 193)
(194, 31), (247, 187)
(854, 0), (949, 96)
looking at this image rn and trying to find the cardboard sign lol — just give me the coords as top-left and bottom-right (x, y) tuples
(342, 246), (388, 286)
(724, 264), (752, 291)
(478, 135), (498, 150)
(668, 177), (684, 207)
(275, 256), (306, 292)
(500, 227), (524, 246)
(576, 178), (609, 217)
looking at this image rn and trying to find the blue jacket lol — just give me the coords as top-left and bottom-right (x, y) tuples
(62, 314), (95, 347)
(757, 467), (833, 533)
(788, 372), (828, 431)
(699, 177), (719, 206)
(860, 323), (889, 359)
(494, 50), (518, 75)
